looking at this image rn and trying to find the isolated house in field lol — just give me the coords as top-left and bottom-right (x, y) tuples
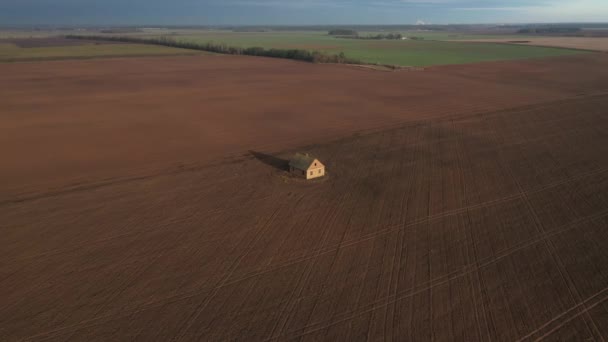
(289, 153), (325, 180)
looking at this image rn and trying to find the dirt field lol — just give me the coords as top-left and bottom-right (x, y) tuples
(0, 39), (200, 63)
(460, 37), (608, 52)
(1, 53), (608, 341)
(0, 37), (117, 48)
(4, 54), (608, 200)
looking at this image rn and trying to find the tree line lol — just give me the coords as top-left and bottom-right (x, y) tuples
(517, 27), (582, 34)
(64, 35), (362, 64)
(328, 30), (407, 40)
(352, 33), (405, 40)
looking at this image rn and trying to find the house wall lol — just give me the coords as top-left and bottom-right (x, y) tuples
(290, 167), (307, 177)
(306, 167), (325, 180)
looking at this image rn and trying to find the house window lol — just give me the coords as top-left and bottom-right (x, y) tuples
(310, 171), (313, 176)
(318, 170), (321, 174)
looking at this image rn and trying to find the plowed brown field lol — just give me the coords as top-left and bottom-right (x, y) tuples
(460, 37), (608, 52)
(1, 53), (608, 341)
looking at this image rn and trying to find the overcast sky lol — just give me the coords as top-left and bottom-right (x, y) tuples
(1, 0), (607, 25)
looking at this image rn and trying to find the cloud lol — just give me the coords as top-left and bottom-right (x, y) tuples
(223, 0), (350, 9)
(1, 0), (607, 25)
(453, 6), (544, 11)
(451, 0), (608, 22)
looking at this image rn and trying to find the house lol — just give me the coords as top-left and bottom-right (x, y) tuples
(289, 153), (325, 180)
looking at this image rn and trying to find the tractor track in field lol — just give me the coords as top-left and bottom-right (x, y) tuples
(3, 54), (608, 341)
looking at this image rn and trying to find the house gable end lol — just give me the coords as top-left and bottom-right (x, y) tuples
(306, 159), (325, 171)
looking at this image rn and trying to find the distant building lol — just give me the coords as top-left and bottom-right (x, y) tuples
(289, 153), (325, 180)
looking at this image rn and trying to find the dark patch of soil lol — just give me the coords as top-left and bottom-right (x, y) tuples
(1, 37), (122, 48)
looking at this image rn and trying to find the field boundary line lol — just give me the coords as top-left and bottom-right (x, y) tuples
(263, 208), (608, 341)
(6, 166), (607, 295)
(455, 117), (494, 342)
(266, 142), (357, 339)
(292, 136), (374, 340)
(493, 119), (606, 342)
(170, 194), (300, 341)
(514, 286), (608, 341)
(0, 52), (202, 64)
(3, 91), (607, 208)
(0, 193), (274, 265)
(23, 191), (608, 342)
(218, 166), (608, 287)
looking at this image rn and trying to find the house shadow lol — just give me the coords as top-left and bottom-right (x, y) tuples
(249, 150), (289, 171)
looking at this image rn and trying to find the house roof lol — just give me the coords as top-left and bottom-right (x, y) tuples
(289, 153), (319, 171)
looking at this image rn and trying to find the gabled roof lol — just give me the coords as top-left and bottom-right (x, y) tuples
(289, 153), (320, 171)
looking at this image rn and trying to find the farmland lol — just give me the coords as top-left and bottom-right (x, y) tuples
(0, 30), (588, 66)
(1, 52), (608, 341)
(460, 37), (608, 52)
(0, 38), (202, 62)
(157, 30), (585, 66)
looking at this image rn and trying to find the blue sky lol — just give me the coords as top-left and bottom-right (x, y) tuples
(1, 0), (607, 25)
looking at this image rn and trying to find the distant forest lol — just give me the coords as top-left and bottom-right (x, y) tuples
(328, 30), (407, 40)
(64, 35), (363, 64)
(518, 27), (582, 34)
